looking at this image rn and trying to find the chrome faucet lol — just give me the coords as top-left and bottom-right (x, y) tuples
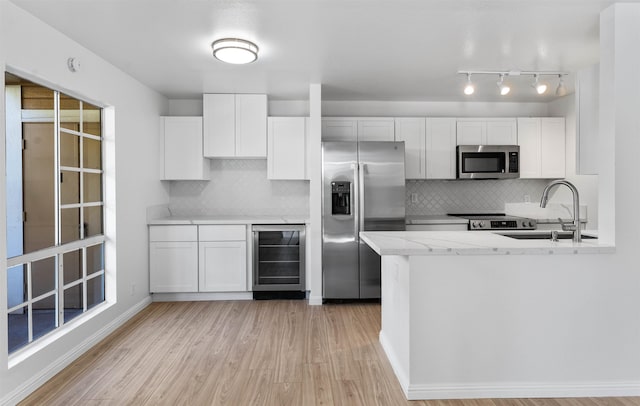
(540, 180), (582, 242)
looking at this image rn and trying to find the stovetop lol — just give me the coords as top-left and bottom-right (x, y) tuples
(448, 213), (537, 231)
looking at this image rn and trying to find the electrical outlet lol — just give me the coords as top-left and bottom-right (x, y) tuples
(524, 194), (531, 203)
(130, 284), (136, 296)
(411, 193), (418, 203)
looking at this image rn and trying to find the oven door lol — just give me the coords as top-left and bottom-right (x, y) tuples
(457, 146), (519, 179)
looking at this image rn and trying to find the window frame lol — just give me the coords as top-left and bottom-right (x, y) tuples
(5, 84), (106, 355)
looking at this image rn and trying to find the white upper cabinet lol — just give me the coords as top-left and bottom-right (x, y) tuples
(394, 117), (456, 180)
(268, 117), (308, 180)
(456, 120), (485, 145)
(357, 118), (395, 141)
(395, 118), (426, 179)
(517, 117), (566, 179)
(456, 118), (517, 145)
(426, 118), (457, 179)
(516, 118), (542, 178)
(576, 64), (599, 175)
(540, 118), (566, 178)
(203, 94), (267, 158)
(486, 119), (518, 144)
(321, 118), (357, 141)
(322, 117), (394, 141)
(160, 116), (210, 181)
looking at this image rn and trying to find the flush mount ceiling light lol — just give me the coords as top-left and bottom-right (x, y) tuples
(211, 38), (259, 64)
(458, 70), (569, 96)
(532, 74), (548, 94)
(497, 74), (510, 96)
(463, 73), (475, 95)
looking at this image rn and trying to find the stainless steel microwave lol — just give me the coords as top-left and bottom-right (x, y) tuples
(456, 145), (520, 179)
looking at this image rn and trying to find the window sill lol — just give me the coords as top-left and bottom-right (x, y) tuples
(8, 300), (114, 369)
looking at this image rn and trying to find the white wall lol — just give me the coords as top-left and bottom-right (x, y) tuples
(547, 95), (599, 228)
(0, 1), (169, 403)
(321, 100), (549, 117)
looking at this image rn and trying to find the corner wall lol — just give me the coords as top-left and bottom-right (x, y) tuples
(0, 1), (169, 402)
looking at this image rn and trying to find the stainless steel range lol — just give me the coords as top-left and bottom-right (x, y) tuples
(450, 213), (537, 231)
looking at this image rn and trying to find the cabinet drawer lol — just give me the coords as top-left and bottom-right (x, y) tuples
(149, 225), (198, 242)
(199, 225), (246, 241)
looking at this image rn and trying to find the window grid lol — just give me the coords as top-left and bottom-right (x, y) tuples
(6, 87), (105, 354)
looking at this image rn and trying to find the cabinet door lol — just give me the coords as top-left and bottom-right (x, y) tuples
(161, 117), (209, 180)
(426, 118), (457, 179)
(394, 118), (425, 179)
(456, 121), (485, 145)
(203, 94), (235, 158)
(235, 94), (267, 157)
(322, 118), (357, 141)
(199, 241), (247, 292)
(540, 118), (566, 178)
(268, 117), (307, 180)
(150, 241), (198, 292)
(576, 64), (599, 175)
(517, 118), (542, 178)
(357, 119), (395, 141)
(486, 119), (517, 144)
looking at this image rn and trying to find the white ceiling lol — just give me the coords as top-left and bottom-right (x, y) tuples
(8, 0), (628, 102)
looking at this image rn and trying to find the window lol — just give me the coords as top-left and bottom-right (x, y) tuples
(5, 73), (106, 354)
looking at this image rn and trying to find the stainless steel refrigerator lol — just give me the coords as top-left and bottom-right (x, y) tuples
(322, 141), (406, 299)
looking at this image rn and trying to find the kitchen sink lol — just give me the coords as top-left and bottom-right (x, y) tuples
(498, 232), (597, 240)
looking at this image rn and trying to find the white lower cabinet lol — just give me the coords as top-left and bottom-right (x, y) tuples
(198, 225), (247, 292)
(149, 224), (248, 293)
(149, 226), (198, 293)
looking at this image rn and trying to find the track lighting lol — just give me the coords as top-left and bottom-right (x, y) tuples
(497, 74), (510, 96)
(555, 75), (567, 96)
(464, 73), (475, 95)
(458, 70), (569, 97)
(532, 74), (547, 94)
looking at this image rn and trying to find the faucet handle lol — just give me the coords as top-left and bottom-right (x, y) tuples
(558, 217), (576, 232)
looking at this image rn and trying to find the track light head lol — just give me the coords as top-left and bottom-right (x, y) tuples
(497, 74), (510, 96)
(555, 75), (567, 96)
(532, 74), (548, 94)
(464, 73), (475, 95)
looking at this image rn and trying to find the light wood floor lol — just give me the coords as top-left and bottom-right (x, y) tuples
(21, 300), (640, 406)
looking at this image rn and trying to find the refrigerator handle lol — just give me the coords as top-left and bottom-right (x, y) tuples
(352, 163), (359, 237)
(358, 163), (365, 232)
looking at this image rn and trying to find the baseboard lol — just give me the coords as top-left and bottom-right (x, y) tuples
(308, 295), (323, 306)
(151, 292), (253, 302)
(378, 330), (409, 395)
(1, 296), (152, 406)
(405, 382), (640, 401)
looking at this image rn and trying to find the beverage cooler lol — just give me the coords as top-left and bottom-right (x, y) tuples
(252, 225), (305, 296)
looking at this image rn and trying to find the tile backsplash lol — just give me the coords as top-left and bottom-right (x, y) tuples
(168, 159), (310, 216)
(406, 179), (551, 215)
(168, 160), (551, 218)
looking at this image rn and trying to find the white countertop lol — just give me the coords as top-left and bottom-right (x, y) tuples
(148, 215), (309, 225)
(360, 230), (614, 256)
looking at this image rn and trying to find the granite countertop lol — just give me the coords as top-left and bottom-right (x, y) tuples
(360, 230), (614, 256)
(405, 215), (469, 225)
(148, 215), (309, 225)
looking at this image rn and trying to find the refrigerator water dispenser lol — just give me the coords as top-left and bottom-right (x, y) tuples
(331, 181), (351, 215)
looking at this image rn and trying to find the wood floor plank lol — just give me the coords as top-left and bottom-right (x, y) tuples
(19, 300), (640, 406)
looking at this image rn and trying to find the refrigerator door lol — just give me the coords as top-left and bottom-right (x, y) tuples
(322, 142), (359, 299)
(358, 142), (406, 298)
